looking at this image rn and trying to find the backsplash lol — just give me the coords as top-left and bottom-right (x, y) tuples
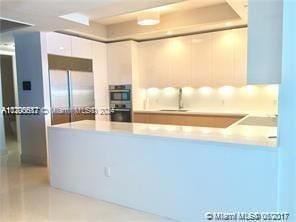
(135, 85), (279, 115)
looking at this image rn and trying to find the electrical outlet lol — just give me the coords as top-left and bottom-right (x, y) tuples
(104, 166), (111, 177)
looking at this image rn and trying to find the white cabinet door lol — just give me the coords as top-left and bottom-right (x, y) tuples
(107, 41), (132, 85)
(213, 29), (236, 86)
(234, 28), (247, 86)
(168, 36), (192, 87)
(139, 39), (170, 88)
(46, 32), (72, 56)
(191, 33), (213, 87)
(213, 28), (247, 86)
(71, 36), (92, 59)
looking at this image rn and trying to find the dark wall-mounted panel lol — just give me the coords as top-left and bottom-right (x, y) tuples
(48, 54), (93, 72)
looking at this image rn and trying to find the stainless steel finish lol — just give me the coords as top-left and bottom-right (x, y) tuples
(49, 69), (95, 125)
(109, 85), (131, 90)
(70, 71), (95, 108)
(109, 84), (132, 122)
(112, 108), (131, 112)
(109, 89), (130, 93)
(49, 70), (70, 109)
(178, 88), (183, 110)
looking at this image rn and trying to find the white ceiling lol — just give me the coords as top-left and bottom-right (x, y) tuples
(0, 0), (184, 43)
(93, 0), (225, 25)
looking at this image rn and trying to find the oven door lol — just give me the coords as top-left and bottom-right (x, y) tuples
(110, 108), (131, 122)
(110, 91), (130, 102)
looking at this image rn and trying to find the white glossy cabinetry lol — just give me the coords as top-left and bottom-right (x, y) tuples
(191, 33), (213, 87)
(71, 36), (92, 59)
(46, 33), (93, 59)
(140, 37), (191, 88)
(234, 28), (247, 85)
(46, 32), (72, 56)
(168, 36), (192, 87)
(139, 39), (170, 88)
(248, 0), (283, 84)
(139, 28), (247, 88)
(107, 41), (133, 85)
(212, 28), (246, 86)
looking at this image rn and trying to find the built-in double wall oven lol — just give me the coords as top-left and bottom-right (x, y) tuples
(109, 85), (132, 122)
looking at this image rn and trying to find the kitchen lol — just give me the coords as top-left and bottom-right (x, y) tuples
(1, 0), (294, 221)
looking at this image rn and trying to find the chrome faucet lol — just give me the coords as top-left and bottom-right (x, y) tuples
(178, 88), (183, 110)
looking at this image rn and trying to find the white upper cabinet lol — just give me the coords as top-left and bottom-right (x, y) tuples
(71, 36), (92, 59)
(140, 37), (191, 88)
(191, 33), (213, 87)
(247, 0), (283, 84)
(139, 39), (170, 88)
(212, 30), (236, 86)
(168, 36), (192, 87)
(212, 28), (247, 86)
(107, 41), (133, 85)
(46, 33), (93, 59)
(234, 28), (247, 85)
(139, 28), (247, 88)
(46, 32), (72, 56)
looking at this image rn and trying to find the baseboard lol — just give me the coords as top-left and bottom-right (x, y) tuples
(21, 153), (47, 166)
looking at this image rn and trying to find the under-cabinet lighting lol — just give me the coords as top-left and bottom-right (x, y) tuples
(198, 87), (213, 95)
(265, 85), (279, 96)
(163, 87), (177, 96)
(218, 86), (235, 96)
(243, 85), (257, 95)
(182, 87), (194, 96)
(147, 87), (160, 96)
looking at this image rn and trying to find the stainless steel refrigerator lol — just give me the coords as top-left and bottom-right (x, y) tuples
(48, 55), (95, 125)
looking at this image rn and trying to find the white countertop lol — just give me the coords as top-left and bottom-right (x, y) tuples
(50, 120), (277, 148)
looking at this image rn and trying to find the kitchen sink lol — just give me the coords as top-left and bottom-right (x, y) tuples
(160, 109), (189, 112)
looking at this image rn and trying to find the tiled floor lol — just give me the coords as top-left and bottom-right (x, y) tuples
(0, 140), (175, 222)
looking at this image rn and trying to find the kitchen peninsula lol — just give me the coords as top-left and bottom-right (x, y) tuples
(48, 119), (278, 222)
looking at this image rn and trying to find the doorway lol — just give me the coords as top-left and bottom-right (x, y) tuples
(0, 54), (19, 155)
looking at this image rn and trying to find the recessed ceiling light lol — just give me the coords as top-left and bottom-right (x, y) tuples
(137, 12), (160, 26)
(59, 13), (89, 26)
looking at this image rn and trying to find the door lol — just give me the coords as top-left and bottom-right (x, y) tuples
(49, 70), (71, 125)
(70, 71), (95, 122)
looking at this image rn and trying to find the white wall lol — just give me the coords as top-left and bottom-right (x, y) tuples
(278, 0), (296, 218)
(137, 85), (279, 115)
(14, 32), (49, 165)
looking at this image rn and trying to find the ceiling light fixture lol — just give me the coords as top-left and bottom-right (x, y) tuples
(137, 12), (160, 26)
